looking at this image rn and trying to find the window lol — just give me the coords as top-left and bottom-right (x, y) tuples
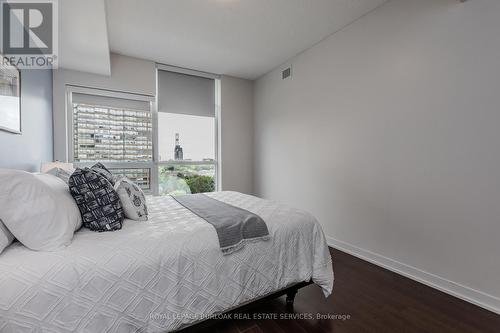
(67, 67), (220, 195)
(68, 87), (154, 190)
(157, 113), (216, 195)
(156, 69), (218, 195)
(72, 101), (152, 162)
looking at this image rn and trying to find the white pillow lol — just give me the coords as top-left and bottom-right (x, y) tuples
(45, 167), (75, 185)
(0, 219), (14, 254)
(0, 170), (82, 251)
(114, 177), (148, 221)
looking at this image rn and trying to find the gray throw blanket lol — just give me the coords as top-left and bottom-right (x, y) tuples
(173, 194), (270, 255)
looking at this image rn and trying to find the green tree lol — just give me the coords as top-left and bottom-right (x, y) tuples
(185, 175), (215, 193)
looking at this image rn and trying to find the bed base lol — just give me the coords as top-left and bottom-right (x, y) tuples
(285, 286), (299, 307)
(178, 280), (313, 332)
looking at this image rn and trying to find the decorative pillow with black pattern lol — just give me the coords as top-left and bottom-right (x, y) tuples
(114, 177), (148, 221)
(68, 168), (124, 231)
(90, 162), (116, 186)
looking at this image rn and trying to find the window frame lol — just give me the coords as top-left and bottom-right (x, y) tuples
(66, 65), (221, 196)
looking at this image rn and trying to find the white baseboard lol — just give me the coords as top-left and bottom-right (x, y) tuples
(326, 236), (500, 315)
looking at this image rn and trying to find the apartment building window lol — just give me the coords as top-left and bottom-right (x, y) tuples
(68, 87), (154, 190)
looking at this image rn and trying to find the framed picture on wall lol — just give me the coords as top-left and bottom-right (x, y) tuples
(0, 59), (21, 134)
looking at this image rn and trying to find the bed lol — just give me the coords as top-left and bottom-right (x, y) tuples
(0, 191), (334, 332)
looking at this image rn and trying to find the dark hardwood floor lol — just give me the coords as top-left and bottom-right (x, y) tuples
(181, 248), (500, 333)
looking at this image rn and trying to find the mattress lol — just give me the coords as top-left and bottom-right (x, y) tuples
(0, 191), (334, 332)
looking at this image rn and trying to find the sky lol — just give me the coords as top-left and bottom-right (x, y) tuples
(157, 113), (215, 161)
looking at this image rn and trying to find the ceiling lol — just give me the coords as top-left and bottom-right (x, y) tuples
(60, 0), (388, 79)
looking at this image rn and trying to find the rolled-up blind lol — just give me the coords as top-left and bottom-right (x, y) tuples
(72, 93), (151, 111)
(158, 70), (215, 117)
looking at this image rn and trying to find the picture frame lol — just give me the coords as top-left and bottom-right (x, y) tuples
(0, 58), (21, 134)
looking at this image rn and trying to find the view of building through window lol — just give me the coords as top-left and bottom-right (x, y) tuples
(158, 113), (215, 162)
(72, 102), (153, 189)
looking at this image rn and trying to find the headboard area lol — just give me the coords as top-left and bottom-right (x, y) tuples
(0, 69), (53, 172)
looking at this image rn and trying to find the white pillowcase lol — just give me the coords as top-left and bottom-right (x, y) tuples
(114, 177), (148, 221)
(0, 170), (82, 251)
(45, 167), (75, 185)
(0, 219), (14, 254)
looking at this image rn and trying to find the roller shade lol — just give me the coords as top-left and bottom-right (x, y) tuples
(72, 93), (151, 111)
(158, 70), (215, 117)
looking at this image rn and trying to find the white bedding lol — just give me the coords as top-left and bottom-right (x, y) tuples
(0, 191), (333, 332)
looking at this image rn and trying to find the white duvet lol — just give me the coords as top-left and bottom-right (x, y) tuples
(0, 192), (333, 332)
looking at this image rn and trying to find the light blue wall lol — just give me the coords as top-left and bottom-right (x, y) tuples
(0, 69), (53, 172)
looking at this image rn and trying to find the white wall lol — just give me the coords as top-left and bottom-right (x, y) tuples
(254, 0), (500, 312)
(221, 76), (254, 194)
(0, 70), (53, 172)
